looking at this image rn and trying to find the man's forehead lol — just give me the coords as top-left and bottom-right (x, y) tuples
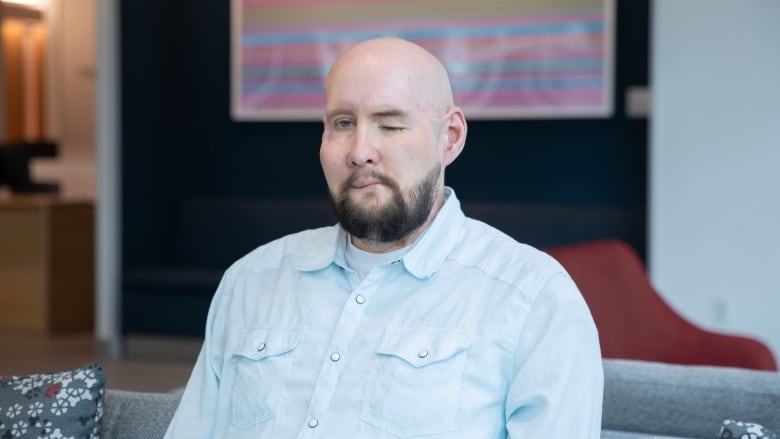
(325, 77), (438, 118)
(326, 66), (446, 118)
(327, 57), (432, 97)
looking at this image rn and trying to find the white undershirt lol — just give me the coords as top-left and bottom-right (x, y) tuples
(344, 236), (411, 282)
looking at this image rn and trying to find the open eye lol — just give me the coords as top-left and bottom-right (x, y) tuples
(335, 119), (354, 129)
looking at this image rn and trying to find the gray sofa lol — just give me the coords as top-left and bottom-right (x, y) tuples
(101, 359), (780, 438)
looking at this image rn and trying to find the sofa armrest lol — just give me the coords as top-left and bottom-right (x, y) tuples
(102, 389), (181, 439)
(603, 359), (780, 438)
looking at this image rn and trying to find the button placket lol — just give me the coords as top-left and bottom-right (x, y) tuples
(302, 276), (380, 435)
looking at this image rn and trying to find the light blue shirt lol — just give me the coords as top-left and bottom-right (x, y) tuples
(165, 188), (603, 438)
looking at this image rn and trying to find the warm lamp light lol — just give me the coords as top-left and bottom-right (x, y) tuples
(1, 0), (48, 10)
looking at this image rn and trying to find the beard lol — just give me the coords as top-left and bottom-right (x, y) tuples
(329, 165), (441, 244)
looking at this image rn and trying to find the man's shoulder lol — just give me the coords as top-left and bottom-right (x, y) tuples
(451, 217), (566, 297)
(226, 225), (338, 274)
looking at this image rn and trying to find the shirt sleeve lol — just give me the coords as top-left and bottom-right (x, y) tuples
(163, 270), (233, 439)
(505, 271), (604, 438)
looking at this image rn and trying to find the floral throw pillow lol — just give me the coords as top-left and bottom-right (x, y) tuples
(720, 419), (779, 439)
(0, 363), (104, 439)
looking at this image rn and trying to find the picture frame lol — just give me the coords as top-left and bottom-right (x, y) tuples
(231, 0), (614, 120)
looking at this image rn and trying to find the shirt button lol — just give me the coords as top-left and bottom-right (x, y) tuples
(308, 418), (319, 428)
(330, 352), (341, 362)
(355, 295), (366, 304)
(418, 349), (429, 359)
(257, 343), (266, 352)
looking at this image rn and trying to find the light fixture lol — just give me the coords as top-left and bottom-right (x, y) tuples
(1, 0), (48, 10)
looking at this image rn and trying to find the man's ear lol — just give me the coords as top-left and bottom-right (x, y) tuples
(442, 106), (467, 167)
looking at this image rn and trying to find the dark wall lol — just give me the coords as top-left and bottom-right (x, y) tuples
(121, 1), (649, 269)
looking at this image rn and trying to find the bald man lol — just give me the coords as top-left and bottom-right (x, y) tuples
(165, 37), (603, 438)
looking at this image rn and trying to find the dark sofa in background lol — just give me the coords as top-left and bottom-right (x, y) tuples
(122, 197), (644, 337)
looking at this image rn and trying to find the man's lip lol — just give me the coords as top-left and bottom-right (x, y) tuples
(351, 179), (383, 189)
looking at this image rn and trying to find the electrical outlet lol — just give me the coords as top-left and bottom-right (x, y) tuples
(712, 299), (728, 326)
(625, 86), (650, 118)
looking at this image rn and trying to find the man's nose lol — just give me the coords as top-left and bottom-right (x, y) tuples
(347, 126), (378, 167)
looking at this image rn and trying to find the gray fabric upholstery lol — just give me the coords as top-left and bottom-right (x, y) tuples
(99, 359), (780, 438)
(601, 431), (688, 439)
(101, 389), (180, 439)
(603, 359), (780, 438)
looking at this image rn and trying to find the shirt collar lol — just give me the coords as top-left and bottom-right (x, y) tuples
(402, 187), (465, 279)
(297, 187), (465, 278)
(294, 226), (346, 272)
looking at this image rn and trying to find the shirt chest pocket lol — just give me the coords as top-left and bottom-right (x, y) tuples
(228, 328), (301, 430)
(361, 328), (472, 438)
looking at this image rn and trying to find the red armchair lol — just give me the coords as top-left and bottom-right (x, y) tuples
(546, 239), (777, 371)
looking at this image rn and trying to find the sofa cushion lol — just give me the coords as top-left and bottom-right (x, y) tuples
(0, 363), (104, 438)
(102, 389), (180, 439)
(603, 359), (780, 437)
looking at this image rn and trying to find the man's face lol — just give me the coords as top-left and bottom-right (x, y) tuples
(320, 53), (446, 246)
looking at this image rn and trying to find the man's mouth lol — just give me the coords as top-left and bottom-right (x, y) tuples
(351, 178), (384, 189)
(347, 173), (391, 190)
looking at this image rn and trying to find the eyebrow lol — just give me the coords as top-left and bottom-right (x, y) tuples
(371, 109), (411, 120)
(324, 108), (412, 121)
(325, 109), (353, 121)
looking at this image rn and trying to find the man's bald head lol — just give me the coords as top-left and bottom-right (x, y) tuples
(325, 37), (455, 118)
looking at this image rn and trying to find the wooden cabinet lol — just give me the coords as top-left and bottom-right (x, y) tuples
(0, 197), (94, 332)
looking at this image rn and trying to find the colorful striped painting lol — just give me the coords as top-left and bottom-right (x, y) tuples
(231, 0), (613, 120)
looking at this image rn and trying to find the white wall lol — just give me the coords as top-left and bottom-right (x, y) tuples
(650, 0), (780, 360)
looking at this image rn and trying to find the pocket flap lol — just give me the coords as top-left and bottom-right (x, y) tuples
(376, 328), (472, 368)
(234, 327), (301, 360)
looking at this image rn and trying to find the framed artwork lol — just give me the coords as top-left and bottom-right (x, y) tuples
(231, 0), (614, 120)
